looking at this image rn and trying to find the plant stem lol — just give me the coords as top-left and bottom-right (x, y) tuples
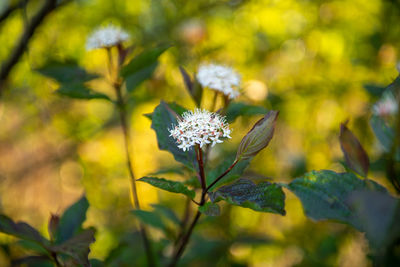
(386, 96), (400, 194)
(168, 210), (202, 267)
(205, 159), (239, 193)
(169, 152), (238, 266)
(108, 50), (154, 266)
(195, 145), (206, 191)
(51, 252), (62, 267)
(115, 87), (155, 267)
(210, 91), (218, 112)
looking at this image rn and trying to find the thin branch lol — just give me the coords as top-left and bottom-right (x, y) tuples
(205, 159), (239, 193)
(0, 0), (58, 93)
(0, 0), (27, 24)
(110, 49), (154, 266)
(168, 210), (202, 267)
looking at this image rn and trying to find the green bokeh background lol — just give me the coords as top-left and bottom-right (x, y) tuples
(1, 0), (399, 265)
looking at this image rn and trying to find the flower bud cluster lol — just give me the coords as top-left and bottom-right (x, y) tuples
(373, 91), (398, 117)
(86, 26), (130, 51)
(169, 109), (231, 151)
(196, 64), (240, 99)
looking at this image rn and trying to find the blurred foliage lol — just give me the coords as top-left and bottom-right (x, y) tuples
(1, 0), (400, 266)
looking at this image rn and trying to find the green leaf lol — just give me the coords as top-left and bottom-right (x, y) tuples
(150, 101), (197, 169)
(209, 178), (286, 215)
(17, 240), (49, 254)
(236, 111), (278, 161)
(150, 204), (181, 225)
(125, 62), (158, 92)
(51, 228), (95, 267)
(206, 155), (250, 190)
(0, 214), (50, 248)
(370, 115), (395, 152)
(131, 210), (166, 231)
(56, 196), (89, 244)
(287, 170), (388, 229)
(37, 61), (98, 83)
(121, 45), (170, 92)
(198, 202), (220, 216)
(138, 177), (195, 199)
(179, 66), (202, 107)
(148, 166), (184, 176)
(346, 190), (400, 250)
(225, 102), (268, 123)
(363, 84), (385, 97)
(56, 83), (111, 101)
(339, 123), (369, 177)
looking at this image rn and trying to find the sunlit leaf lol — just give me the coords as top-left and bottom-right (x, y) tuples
(51, 228), (95, 267)
(150, 101), (197, 169)
(198, 202), (220, 216)
(121, 45), (170, 92)
(287, 170), (388, 229)
(225, 102), (268, 123)
(339, 123), (369, 177)
(37, 61), (98, 83)
(0, 215), (50, 248)
(236, 111), (278, 161)
(56, 195), (89, 244)
(210, 178), (286, 215)
(56, 83), (111, 101)
(138, 177), (195, 199)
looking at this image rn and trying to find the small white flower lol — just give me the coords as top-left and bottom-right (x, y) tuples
(373, 91), (398, 116)
(86, 25), (130, 51)
(196, 63), (241, 99)
(169, 109), (232, 151)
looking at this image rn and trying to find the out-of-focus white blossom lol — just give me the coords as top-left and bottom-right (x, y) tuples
(169, 109), (231, 151)
(196, 64), (241, 99)
(373, 91), (398, 116)
(86, 25), (130, 50)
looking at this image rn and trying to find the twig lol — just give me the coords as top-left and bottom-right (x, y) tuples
(109, 49), (154, 266)
(169, 149), (238, 266)
(0, 0), (27, 24)
(205, 159), (239, 193)
(386, 96), (400, 194)
(0, 0), (58, 93)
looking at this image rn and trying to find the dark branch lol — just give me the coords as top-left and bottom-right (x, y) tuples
(0, 0), (27, 24)
(0, 0), (59, 93)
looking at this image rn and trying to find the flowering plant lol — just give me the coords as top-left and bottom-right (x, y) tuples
(0, 20), (399, 267)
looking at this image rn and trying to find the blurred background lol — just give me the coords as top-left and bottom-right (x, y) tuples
(1, 0), (400, 266)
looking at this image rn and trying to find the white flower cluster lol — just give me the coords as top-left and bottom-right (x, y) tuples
(86, 25), (130, 51)
(373, 91), (398, 116)
(169, 109), (232, 151)
(196, 63), (241, 99)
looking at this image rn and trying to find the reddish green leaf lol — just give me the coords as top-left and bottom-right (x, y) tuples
(339, 123), (370, 177)
(236, 111), (279, 161)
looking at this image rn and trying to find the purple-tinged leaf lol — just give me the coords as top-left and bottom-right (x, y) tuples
(179, 66), (202, 107)
(0, 215), (50, 248)
(51, 228), (95, 267)
(339, 123), (370, 177)
(198, 202), (220, 216)
(236, 111), (279, 161)
(209, 178), (285, 215)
